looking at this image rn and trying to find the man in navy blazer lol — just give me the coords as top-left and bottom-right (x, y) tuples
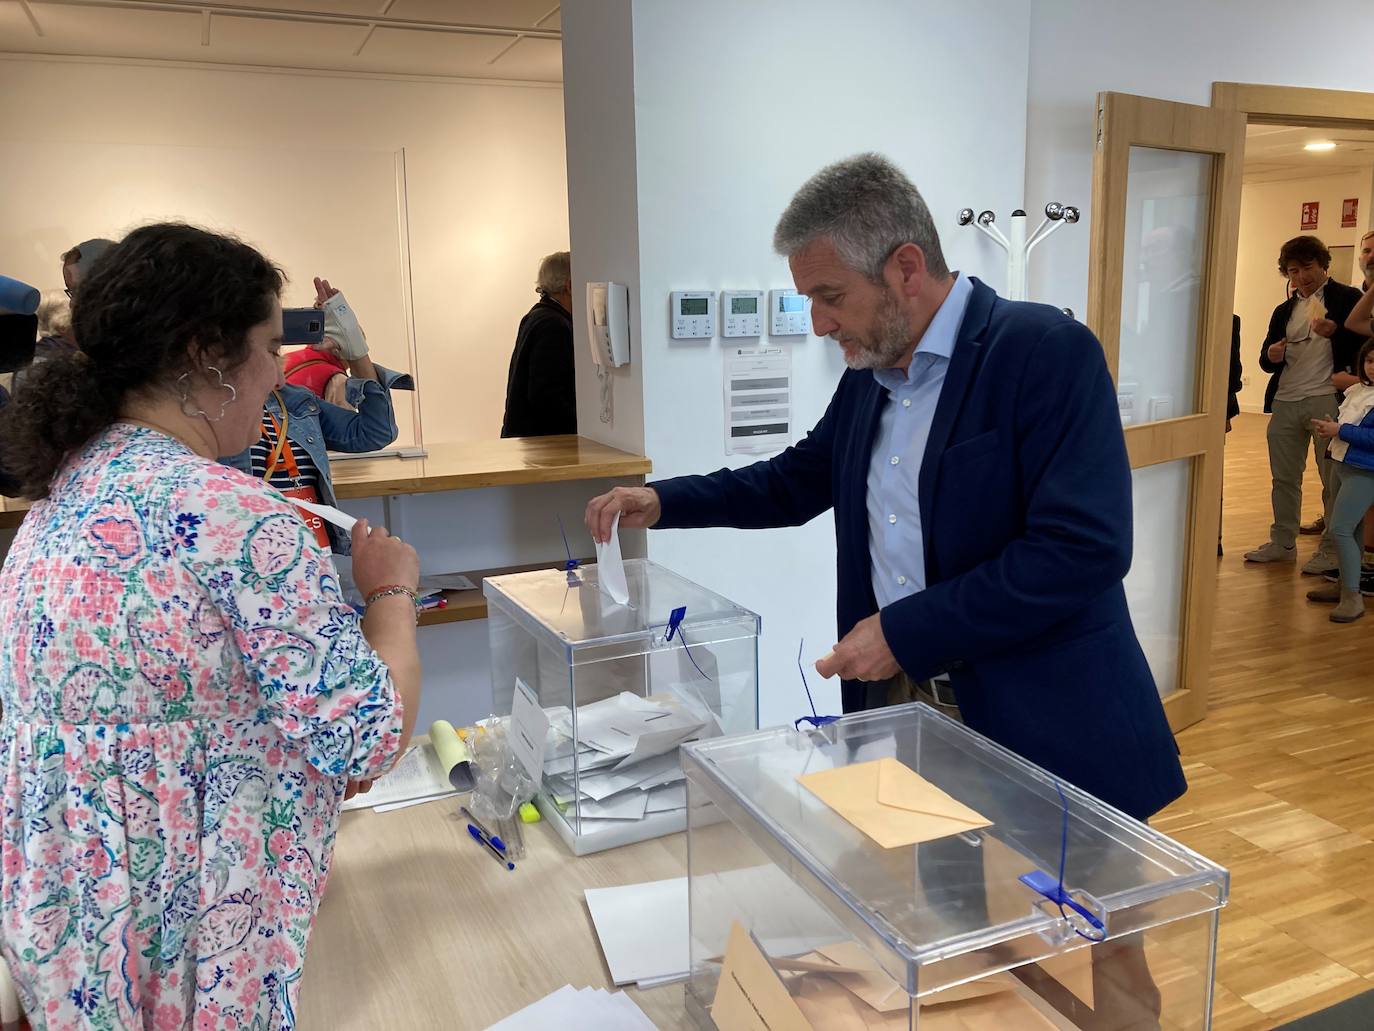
(586, 154), (1185, 823)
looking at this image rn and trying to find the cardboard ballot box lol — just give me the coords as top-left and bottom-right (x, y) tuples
(484, 559), (760, 855)
(681, 704), (1228, 1029)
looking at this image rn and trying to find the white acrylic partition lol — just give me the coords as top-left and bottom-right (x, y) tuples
(1117, 147), (1213, 426)
(1125, 458), (1192, 699)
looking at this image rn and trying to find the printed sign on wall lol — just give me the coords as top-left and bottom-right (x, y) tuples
(1301, 201), (1320, 231)
(1342, 198), (1359, 229)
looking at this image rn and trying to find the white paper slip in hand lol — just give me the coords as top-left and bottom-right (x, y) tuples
(290, 497), (358, 533)
(594, 511), (630, 605)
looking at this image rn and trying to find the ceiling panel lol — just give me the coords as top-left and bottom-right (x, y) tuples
(482, 35), (561, 82)
(207, 0), (390, 15)
(208, 12), (373, 68)
(2, 6), (201, 59)
(1244, 123), (1374, 184)
(2, 1), (563, 81)
(389, 0), (559, 29)
(353, 25), (515, 77)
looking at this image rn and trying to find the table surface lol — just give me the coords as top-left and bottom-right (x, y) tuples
(298, 798), (694, 1030)
(331, 435), (652, 498)
(0, 436), (651, 529)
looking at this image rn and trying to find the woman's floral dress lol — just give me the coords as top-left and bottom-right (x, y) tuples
(0, 424), (404, 1030)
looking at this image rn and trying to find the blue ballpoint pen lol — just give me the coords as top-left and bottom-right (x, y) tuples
(467, 823), (515, 871)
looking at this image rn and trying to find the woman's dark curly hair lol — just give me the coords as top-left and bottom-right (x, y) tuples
(0, 223), (283, 499)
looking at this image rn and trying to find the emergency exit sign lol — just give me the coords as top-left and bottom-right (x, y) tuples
(1301, 201), (1319, 231)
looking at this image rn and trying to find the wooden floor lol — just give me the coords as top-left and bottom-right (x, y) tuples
(1157, 412), (1374, 1029)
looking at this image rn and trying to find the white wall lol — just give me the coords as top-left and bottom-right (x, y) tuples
(0, 56), (569, 445)
(565, 0), (1031, 728)
(1234, 172), (1373, 412)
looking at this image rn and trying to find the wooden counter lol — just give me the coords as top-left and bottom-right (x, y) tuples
(0, 498), (27, 531)
(332, 435), (651, 498)
(0, 435), (650, 530)
(299, 801), (693, 1030)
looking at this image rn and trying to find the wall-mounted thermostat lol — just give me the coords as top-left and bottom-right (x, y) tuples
(770, 289), (811, 336)
(720, 290), (764, 337)
(670, 291), (716, 339)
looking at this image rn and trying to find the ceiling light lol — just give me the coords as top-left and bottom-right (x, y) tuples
(1304, 141), (1337, 152)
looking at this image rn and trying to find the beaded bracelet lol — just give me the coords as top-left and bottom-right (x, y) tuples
(364, 584), (421, 620)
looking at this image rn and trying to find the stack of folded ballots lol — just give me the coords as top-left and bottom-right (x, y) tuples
(541, 692), (718, 823)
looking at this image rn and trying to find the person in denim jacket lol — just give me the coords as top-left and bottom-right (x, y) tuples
(1311, 339), (1374, 623)
(221, 277), (413, 552)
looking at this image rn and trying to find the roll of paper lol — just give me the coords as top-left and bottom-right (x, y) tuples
(430, 720), (475, 791)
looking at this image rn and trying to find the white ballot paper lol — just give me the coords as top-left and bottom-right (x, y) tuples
(339, 743), (455, 812)
(509, 677), (550, 783)
(486, 985), (655, 1031)
(584, 877), (690, 987)
(290, 497), (358, 533)
(594, 511), (630, 604)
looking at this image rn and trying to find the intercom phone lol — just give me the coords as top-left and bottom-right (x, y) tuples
(586, 282), (630, 367)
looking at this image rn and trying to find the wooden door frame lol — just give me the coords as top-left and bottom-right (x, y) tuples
(1087, 92), (1246, 733)
(1212, 82), (1374, 127)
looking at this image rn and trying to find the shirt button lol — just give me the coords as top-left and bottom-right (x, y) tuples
(890, 455), (900, 466)
(307, 437), (316, 443)
(888, 514), (897, 524)
(897, 575), (907, 586)
(902, 398), (912, 408)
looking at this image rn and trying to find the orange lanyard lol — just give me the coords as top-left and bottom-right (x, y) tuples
(262, 390), (292, 482)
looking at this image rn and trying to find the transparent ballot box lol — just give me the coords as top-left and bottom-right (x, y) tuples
(681, 704), (1228, 1030)
(484, 559), (760, 855)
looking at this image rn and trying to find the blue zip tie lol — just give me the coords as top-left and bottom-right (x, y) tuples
(557, 514), (580, 573)
(1018, 780), (1106, 942)
(665, 606), (712, 681)
(794, 638), (840, 730)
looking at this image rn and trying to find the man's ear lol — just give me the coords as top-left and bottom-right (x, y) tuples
(886, 243), (928, 299)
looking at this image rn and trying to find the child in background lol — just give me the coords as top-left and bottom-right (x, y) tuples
(1310, 338), (1374, 623)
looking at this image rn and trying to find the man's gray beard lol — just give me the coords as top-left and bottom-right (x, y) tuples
(834, 295), (913, 371)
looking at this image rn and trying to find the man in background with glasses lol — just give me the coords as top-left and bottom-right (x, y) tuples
(60, 237), (115, 299)
(1245, 235), (1365, 572)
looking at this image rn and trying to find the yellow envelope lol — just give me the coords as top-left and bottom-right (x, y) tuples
(712, 920), (814, 1031)
(797, 758), (991, 848)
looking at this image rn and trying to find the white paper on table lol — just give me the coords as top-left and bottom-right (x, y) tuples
(485, 984), (656, 1031)
(340, 744), (452, 811)
(584, 877), (690, 987)
(577, 790), (650, 821)
(509, 678), (550, 783)
(371, 792), (457, 814)
(418, 572), (478, 592)
(594, 511), (630, 605)
(290, 497), (358, 533)
(645, 782), (686, 813)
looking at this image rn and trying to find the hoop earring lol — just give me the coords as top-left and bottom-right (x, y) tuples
(178, 366), (237, 423)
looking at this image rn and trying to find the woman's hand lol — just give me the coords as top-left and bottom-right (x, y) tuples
(350, 518), (419, 598)
(1312, 417), (1341, 440)
(313, 276), (339, 307)
(343, 778), (373, 801)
